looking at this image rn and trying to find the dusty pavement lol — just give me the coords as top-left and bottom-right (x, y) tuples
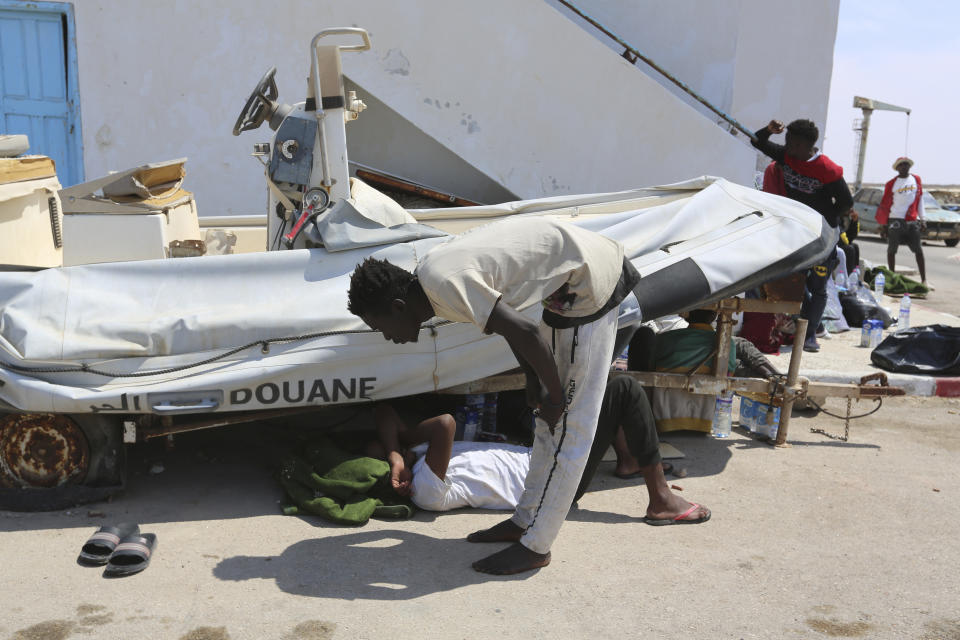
(2, 395), (960, 640)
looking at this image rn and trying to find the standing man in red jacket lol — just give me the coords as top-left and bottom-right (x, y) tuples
(752, 118), (852, 352)
(876, 157), (928, 287)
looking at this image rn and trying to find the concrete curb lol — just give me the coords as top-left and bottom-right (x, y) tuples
(800, 369), (960, 397)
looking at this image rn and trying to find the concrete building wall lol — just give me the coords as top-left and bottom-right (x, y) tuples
(549, 0), (840, 143)
(69, 1), (837, 215)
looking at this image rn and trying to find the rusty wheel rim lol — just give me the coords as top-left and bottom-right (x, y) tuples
(0, 414), (89, 488)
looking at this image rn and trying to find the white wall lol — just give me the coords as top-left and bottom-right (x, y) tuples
(71, 0), (833, 215)
(549, 0), (840, 142)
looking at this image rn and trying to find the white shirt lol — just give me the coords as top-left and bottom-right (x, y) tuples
(409, 441), (531, 511)
(416, 217), (624, 330)
(889, 175), (921, 220)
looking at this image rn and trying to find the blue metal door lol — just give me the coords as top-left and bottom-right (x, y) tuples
(0, 2), (82, 186)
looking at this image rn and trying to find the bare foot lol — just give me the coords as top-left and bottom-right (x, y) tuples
(472, 543), (551, 575)
(467, 519), (523, 543)
(644, 499), (711, 525)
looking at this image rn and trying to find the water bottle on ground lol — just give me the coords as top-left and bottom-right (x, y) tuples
(873, 271), (885, 303)
(711, 391), (733, 438)
(898, 294), (911, 331)
(763, 404), (782, 440)
(847, 266), (861, 290)
(860, 320), (871, 347)
(462, 408), (480, 441)
(454, 406), (466, 440)
(869, 319), (884, 348)
(738, 395), (756, 433)
(463, 393), (485, 441)
(481, 393), (498, 434)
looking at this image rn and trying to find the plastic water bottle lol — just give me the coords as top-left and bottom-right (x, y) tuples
(482, 393), (498, 433)
(869, 319), (884, 348)
(763, 404), (782, 440)
(873, 271), (885, 303)
(860, 320), (871, 347)
(847, 266), (861, 290)
(898, 294), (911, 331)
(463, 409), (480, 441)
(738, 395), (756, 433)
(711, 391), (733, 438)
(462, 393), (485, 441)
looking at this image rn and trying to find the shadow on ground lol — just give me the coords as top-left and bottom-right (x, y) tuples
(0, 409), (880, 534)
(214, 528), (535, 599)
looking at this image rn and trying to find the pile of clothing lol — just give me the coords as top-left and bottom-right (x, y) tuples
(279, 437), (413, 526)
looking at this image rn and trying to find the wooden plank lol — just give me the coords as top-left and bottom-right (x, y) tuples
(0, 156), (56, 184)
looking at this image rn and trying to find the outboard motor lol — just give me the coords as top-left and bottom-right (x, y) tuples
(232, 28), (370, 250)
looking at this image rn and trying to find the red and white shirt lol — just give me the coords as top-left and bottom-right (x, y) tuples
(877, 174), (924, 223)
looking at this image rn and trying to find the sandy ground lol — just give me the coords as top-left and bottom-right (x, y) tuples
(2, 393), (959, 640)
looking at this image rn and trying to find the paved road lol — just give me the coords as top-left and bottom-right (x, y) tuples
(3, 397), (960, 640)
(856, 233), (960, 317)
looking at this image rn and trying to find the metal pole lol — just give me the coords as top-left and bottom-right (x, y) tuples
(854, 108), (872, 192)
(713, 310), (734, 378)
(774, 318), (808, 447)
(555, 0), (758, 143)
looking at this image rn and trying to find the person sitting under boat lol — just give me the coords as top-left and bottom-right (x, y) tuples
(369, 376), (709, 526)
(628, 309), (781, 433)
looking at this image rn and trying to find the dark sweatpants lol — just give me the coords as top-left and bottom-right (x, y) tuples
(574, 375), (661, 502)
(800, 249), (840, 340)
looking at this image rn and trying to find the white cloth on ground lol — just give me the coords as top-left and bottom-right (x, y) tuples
(409, 441), (531, 512)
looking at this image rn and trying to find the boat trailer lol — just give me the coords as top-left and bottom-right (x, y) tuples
(441, 293), (905, 446)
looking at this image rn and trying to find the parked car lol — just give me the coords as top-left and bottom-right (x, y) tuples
(853, 187), (960, 247)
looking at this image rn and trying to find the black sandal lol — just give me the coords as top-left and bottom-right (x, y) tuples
(103, 533), (157, 577)
(77, 523), (140, 567)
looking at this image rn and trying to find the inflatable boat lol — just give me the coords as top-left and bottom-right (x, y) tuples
(0, 176), (832, 416)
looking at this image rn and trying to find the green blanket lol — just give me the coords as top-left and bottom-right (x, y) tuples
(865, 266), (929, 296)
(278, 438), (414, 526)
(654, 326), (736, 373)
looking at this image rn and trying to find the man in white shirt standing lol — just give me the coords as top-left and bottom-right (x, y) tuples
(346, 217), (702, 575)
(876, 157), (927, 287)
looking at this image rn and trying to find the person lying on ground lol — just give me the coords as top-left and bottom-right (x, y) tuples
(370, 376), (710, 526)
(348, 217), (638, 575)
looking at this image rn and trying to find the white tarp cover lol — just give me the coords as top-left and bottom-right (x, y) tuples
(0, 177), (828, 414)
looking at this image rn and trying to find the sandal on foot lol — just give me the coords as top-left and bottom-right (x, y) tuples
(77, 523), (140, 566)
(644, 503), (711, 526)
(103, 533), (157, 577)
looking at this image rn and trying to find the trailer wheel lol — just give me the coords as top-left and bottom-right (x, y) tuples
(0, 413), (126, 511)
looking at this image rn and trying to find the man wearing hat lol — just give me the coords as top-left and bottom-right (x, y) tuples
(876, 157), (927, 287)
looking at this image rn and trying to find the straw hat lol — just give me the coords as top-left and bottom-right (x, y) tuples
(893, 156), (914, 170)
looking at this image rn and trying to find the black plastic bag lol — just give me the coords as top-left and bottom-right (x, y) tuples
(871, 324), (960, 375)
(839, 283), (894, 328)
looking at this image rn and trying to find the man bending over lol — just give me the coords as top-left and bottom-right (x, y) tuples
(348, 217), (639, 574)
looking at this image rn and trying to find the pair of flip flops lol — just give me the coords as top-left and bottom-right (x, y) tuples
(77, 523), (158, 577)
